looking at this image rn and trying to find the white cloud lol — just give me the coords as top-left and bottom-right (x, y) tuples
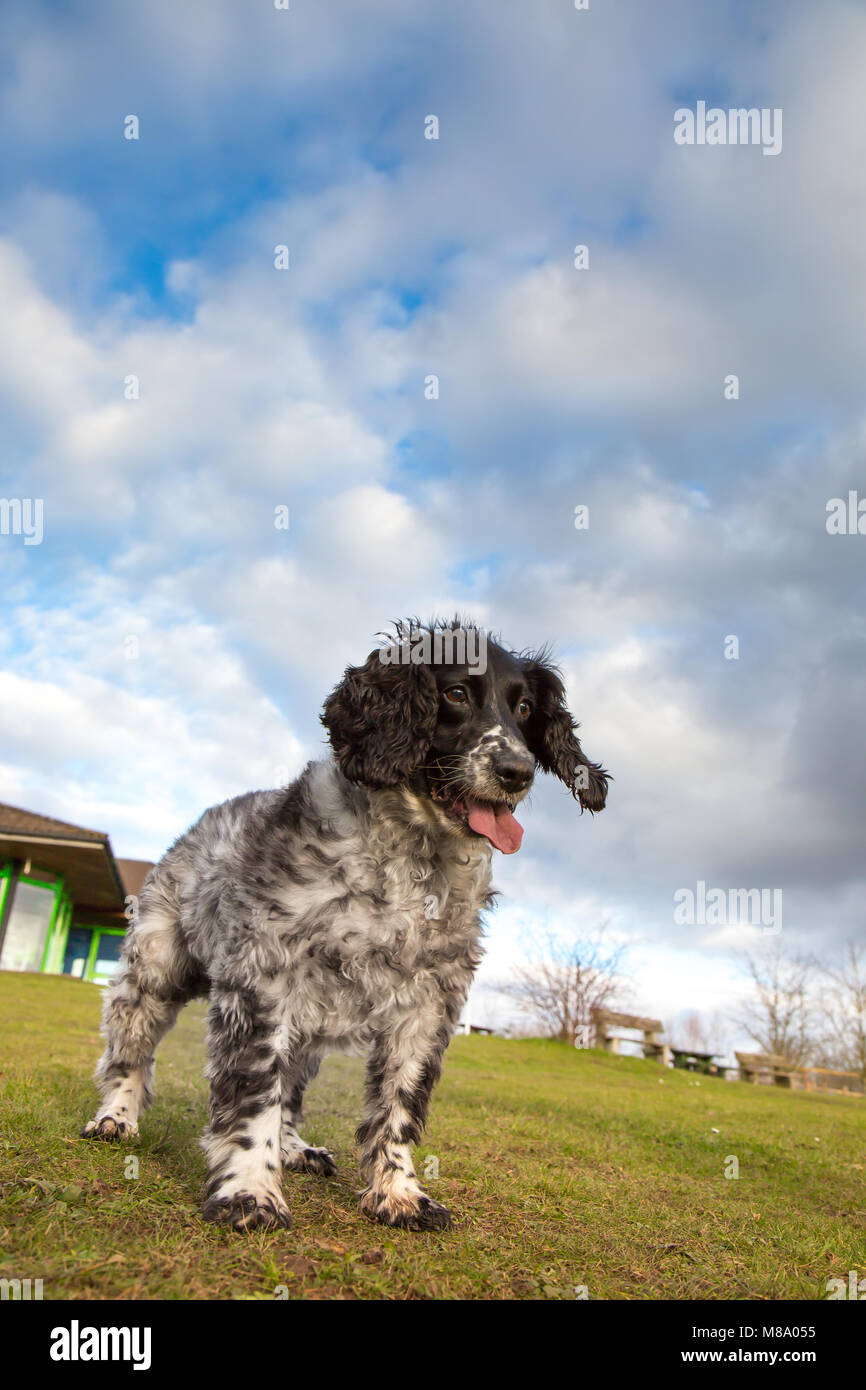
(1, 0), (865, 1019)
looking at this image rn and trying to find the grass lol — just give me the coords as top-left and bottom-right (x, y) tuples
(1, 972), (864, 1301)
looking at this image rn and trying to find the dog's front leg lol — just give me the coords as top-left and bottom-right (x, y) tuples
(357, 1019), (453, 1231)
(201, 983), (290, 1233)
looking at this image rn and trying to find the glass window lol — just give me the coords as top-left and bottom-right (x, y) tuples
(62, 928), (94, 979)
(91, 933), (125, 983)
(0, 881), (58, 972)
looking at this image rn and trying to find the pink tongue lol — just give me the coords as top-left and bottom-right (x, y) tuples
(467, 801), (524, 854)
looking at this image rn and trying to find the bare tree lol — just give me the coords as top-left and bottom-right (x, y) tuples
(676, 1010), (711, 1053)
(673, 1009), (727, 1056)
(496, 924), (628, 1045)
(812, 943), (866, 1080)
(730, 940), (815, 1065)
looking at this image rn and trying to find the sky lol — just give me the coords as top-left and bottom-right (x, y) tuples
(1, 0), (864, 1051)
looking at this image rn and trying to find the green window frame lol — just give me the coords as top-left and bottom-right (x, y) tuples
(19, 873), (66, 974)
(44, 890), (74, 974)
(0, 860), (12, 925)
(0, 867), (66, 974)
(81, 927), (126, 984)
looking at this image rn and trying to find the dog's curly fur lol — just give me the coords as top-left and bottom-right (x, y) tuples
(82, 620), (608, 1232)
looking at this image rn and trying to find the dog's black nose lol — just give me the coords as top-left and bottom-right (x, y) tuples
(492, 755), (534, 794)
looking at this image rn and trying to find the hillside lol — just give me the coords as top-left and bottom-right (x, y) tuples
(1, 972), (864, 1300)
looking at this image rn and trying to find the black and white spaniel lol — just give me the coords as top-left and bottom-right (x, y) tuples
(82, 621), (609, 1232)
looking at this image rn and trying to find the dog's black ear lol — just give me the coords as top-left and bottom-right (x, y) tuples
(522, 656), (609, 812)
(321, 646), (439, 787)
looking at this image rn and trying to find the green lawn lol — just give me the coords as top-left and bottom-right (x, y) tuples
(1, 971), (864, 1300)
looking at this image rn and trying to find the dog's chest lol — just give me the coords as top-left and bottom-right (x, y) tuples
(270, 817), (491, 1005)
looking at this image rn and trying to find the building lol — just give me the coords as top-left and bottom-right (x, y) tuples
(0, 803), (152, 985)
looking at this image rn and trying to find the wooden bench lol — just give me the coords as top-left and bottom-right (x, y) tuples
(592, 1010), (671, 1064)
(735, 1051), (800, 1087)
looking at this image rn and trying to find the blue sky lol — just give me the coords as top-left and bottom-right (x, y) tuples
(1, 0), (865, 1046)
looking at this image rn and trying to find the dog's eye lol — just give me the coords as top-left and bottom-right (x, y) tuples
(444, 686), (468, 704)
(517, 698), (532, 718)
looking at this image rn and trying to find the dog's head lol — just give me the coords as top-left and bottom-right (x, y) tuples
(321, 621), (609, 853)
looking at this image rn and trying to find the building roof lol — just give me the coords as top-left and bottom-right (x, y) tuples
(0, 803), (108, 844)
(116, 858), (154, 898)
(0, 802), (153, 913)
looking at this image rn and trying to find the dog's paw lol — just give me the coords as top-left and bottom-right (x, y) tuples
(202, 1190), (292, 1233)
(281, 1144), (338, 1177)
(81, 1115), (139, 1141)
(359, 1187), (453, 1232)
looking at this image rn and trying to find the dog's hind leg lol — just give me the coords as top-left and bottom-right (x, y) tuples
(279, 1049), (337, 1176)
(82, 893), (200, 1142)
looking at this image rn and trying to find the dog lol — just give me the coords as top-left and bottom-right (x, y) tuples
(82, 621), (609, 1232)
